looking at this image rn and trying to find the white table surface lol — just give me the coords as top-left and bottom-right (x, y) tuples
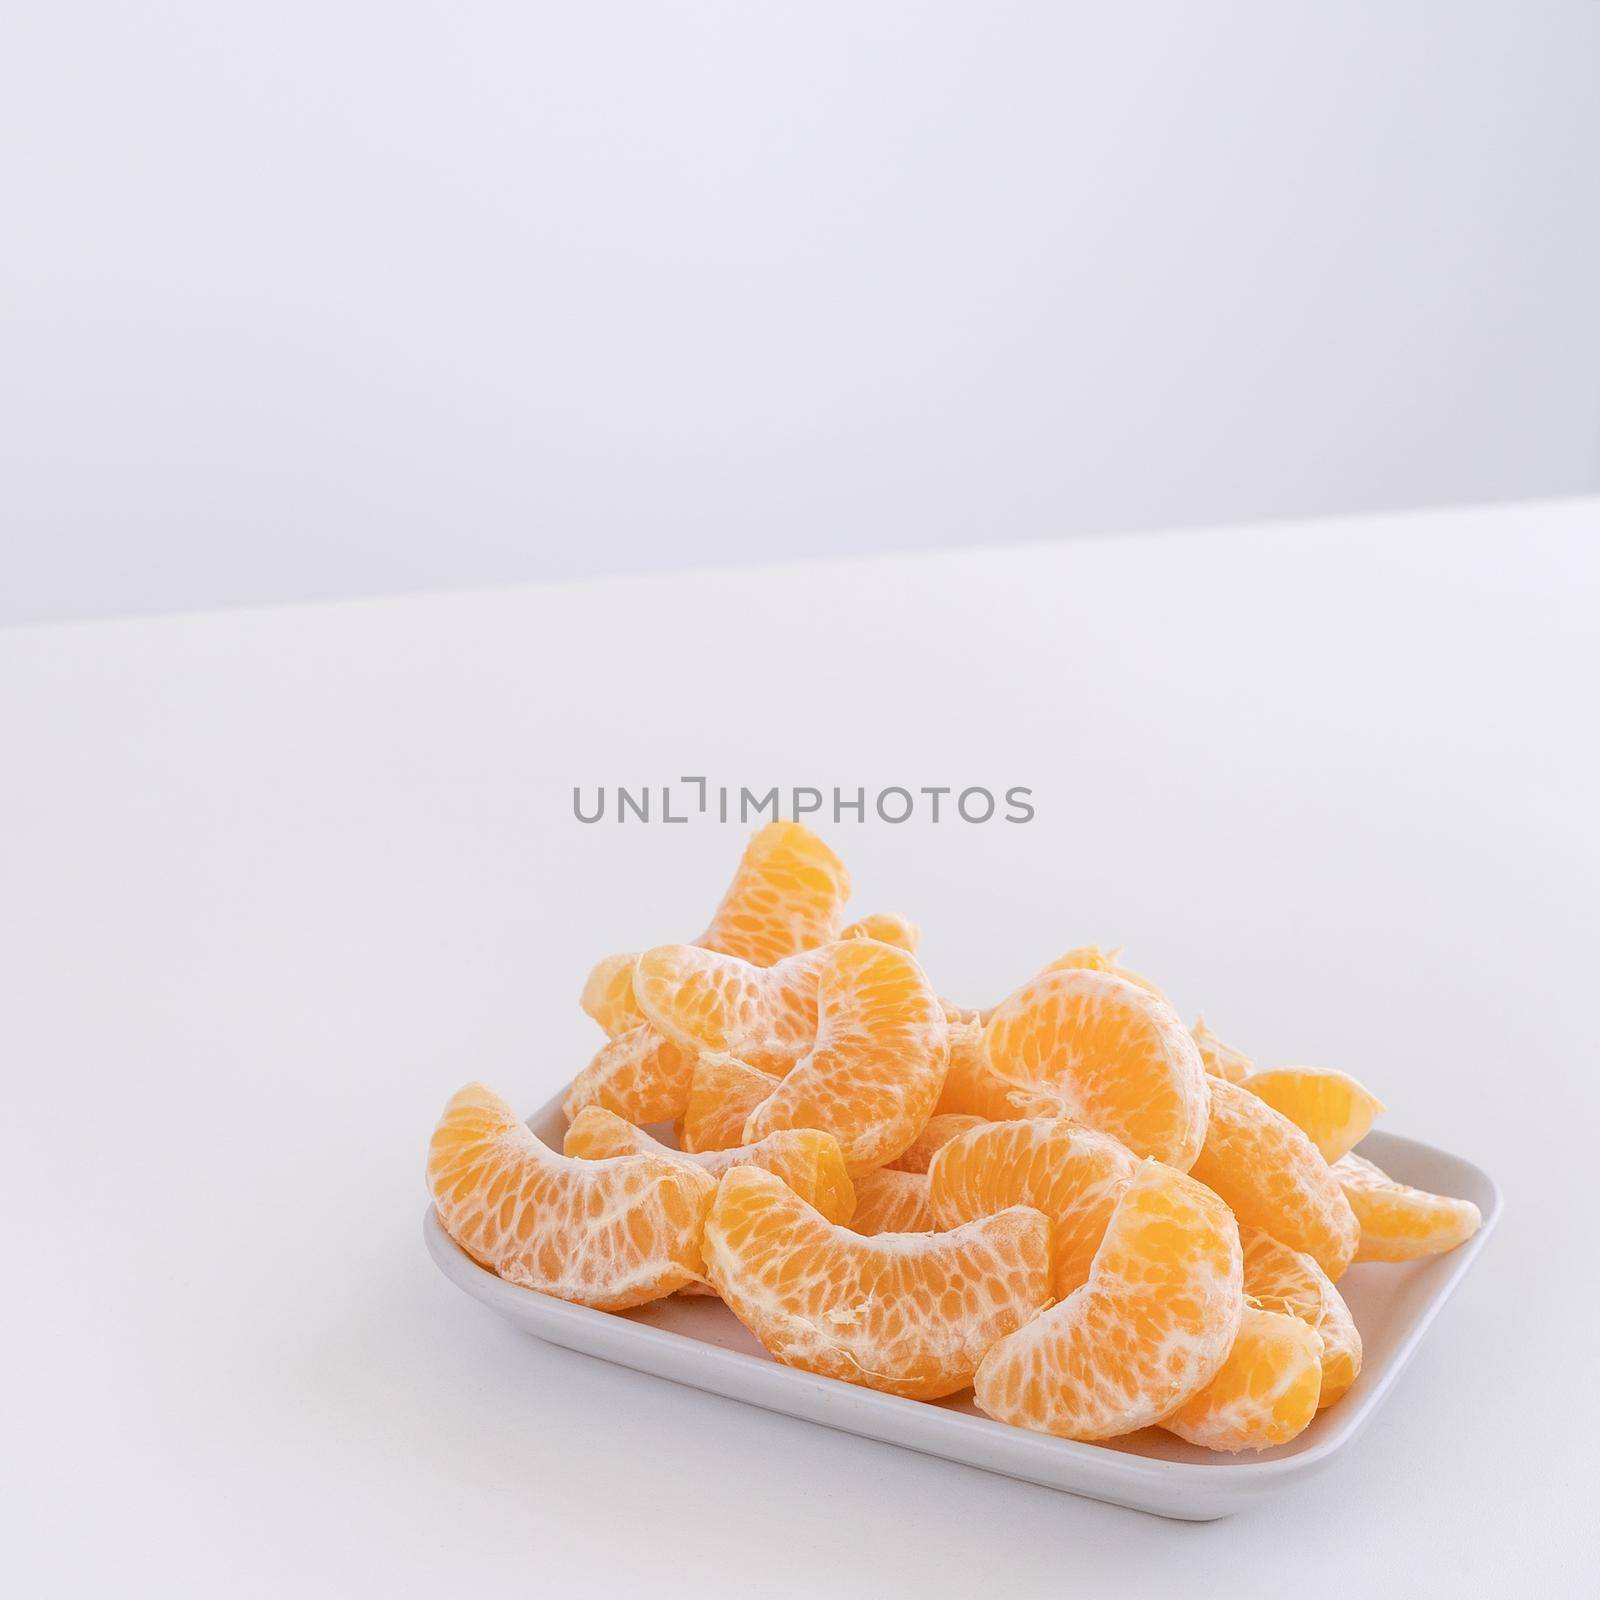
(4, 500), (1597, 1597)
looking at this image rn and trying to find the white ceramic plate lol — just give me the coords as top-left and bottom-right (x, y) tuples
(423, 1093), (1500, 1520)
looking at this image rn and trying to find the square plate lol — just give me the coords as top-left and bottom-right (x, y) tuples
(423, 1093), (1500, 1520)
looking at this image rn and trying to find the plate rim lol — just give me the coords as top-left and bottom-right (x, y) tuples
(423, 1102), (1501, 1497)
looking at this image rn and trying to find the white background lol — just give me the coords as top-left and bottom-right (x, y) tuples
(4, 501), (1596, 1595)
(5, 2), (1600, 624)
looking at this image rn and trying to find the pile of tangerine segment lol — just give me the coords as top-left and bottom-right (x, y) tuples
(427, 823), (1482, 1452)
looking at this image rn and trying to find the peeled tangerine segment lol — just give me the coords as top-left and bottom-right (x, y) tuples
(680, 1054), (780, 1153)
(699, 820), (851, 966)
(741, 940), (949, 1173)
(936, 1016), (1062, 1120)
(427, 1084), (713, 1310)
(635, 944), (830, 1075)
(1191, 1015), (1252, 1083)
(1163, 1306), (1324, 1452)
(562, 1024), (694, 1126)
(983, 968), (1210, 1169)
(1037, 945), (1167, 1002)
(703, 1165), (1052, 1399)
(575, 816), (850, 1088)
(1188, 1077), (1360, 1279)
(849, 1168), (937, 1234)
(840, 912), (920, 952)
(928, 1118), (1138, 1298)
(563, 1105), (856, 1224)
(973, 1160), (1243, 1440)
(1243, 1068), (1386, 1164)
(580, 952), (646, 1037)
(888, 1114), (988, 1174)
(1241, 1226), (1362, 1407)
(1334, 1152), (1481, 1263)
(641, 940), (947, 1172)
